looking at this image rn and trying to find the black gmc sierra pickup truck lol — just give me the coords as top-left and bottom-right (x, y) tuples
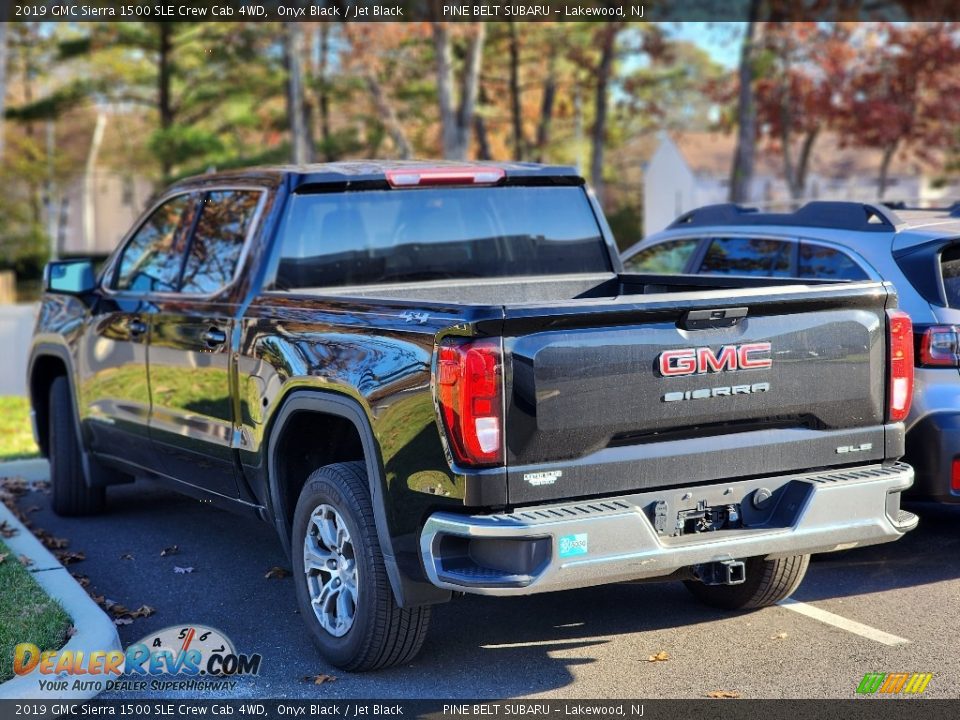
(29, 161), (917, 671)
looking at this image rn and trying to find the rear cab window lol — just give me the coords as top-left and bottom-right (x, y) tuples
(270, 186), (611, 290)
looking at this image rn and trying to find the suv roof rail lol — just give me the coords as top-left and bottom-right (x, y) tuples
(668, 201), (902, 233)
(882, 200), (960, 217)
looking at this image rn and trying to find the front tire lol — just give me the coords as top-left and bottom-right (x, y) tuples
(683, 554), (810, 610)
(292, 461), (431, 671)
(49, 376), (104, 517)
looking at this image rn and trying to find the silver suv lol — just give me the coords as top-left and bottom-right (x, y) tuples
(622, 201), (960, 503)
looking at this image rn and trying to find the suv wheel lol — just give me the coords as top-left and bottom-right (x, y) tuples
(49, 376), (105, 516)
(683, 554), (810, 610)
(292, 461), (431, 671)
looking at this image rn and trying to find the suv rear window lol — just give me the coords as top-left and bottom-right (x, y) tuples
(941, 244), (960, 307)
(271, 186), (611, 289)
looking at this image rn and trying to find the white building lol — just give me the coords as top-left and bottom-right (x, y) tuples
(643, 131), (960, 236)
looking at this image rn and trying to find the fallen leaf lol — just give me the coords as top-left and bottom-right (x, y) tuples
(18, 554), (33, 567)
(0, 552), (8, 564)
(66, 626), (78, 638)
(55, 550), (86, 565)
(706, 690), (741, 699)
(114, 617), (133, 626)
(174, 566), (194, 574)
(160, 545), (180, 557)
(304, 674), (336, 685)
(0, 520), (18, 538)
(265, 566), (290, 580)
(120, 553), (135, 561)
(771, 632), (788, 640)
(38, 532), (69, 550)
(71, 574), (91, 588)
(106, 602), (130, 616)
(90, 594), (105, 607)
(130, 605), (155, 619)
(647, 651), (670, 662)
(25, 505), (40, 514)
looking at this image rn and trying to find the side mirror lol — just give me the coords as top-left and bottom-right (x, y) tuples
(45, 259), (97, 295)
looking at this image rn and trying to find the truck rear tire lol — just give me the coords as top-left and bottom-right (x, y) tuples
(683, 554), (810, 610)
(292, 461), (431, 671)
(49, 376), (105, 517)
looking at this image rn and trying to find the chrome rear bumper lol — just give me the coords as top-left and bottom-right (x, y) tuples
(420, 463), (915, 596)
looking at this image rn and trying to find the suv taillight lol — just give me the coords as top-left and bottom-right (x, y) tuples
(436, 339), (504, 466)
(887, 310), (914, 422)
(919, 325), (960, 367)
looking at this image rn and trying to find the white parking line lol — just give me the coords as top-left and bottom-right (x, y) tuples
(777, 598), (910, 646)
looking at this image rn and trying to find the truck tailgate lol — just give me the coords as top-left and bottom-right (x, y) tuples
(502, 282), (893, 504)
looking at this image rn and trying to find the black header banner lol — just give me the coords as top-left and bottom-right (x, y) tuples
(6, 0), (960, 23)
(2, 700), (960, 720)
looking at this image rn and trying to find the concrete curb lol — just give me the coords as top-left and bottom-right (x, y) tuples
(0, 497), (121, 700)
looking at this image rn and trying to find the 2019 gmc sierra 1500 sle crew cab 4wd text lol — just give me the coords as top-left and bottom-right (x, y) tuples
(28, 161), (917, 671)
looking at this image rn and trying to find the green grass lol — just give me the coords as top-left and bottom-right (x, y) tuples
(0, 540), (72, 681)
(0, 397), (39, 461)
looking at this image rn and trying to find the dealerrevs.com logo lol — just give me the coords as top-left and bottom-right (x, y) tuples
(856, 672), (933, 695)
(14, 624), (262, 693)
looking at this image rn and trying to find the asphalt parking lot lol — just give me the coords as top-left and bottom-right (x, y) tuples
(6, 470), (960, 700)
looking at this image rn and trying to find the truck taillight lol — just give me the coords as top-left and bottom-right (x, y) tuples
(435, 339), (503, 466)
(919, 325), (960, 367)
(887, 310), (914, 423)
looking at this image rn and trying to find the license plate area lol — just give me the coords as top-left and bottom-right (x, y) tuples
(675, 501), (742, 536)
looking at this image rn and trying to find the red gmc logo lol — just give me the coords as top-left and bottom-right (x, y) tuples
(659, 342), (772, 377)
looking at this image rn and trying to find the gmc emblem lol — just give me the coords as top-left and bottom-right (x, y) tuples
(659, 342), (772, 377)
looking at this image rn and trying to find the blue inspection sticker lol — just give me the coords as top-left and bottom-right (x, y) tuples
(558, 533), (588, 558)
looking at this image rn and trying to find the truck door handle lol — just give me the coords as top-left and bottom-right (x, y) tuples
(129, 320), (147, 337)
(202, 328), (227, 347)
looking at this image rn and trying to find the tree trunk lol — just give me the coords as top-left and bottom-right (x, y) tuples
(364, 74), (413, 159)
(432, 23), (457, 159)
(729, 5), (760, 203)
(317, 24), (333, 161)
(0, 21), (8, 163)
(83, 112), (107, 253)
(878, 143), (897, 200)
(590, 23), (620, 206)
(157, 23), (174, 179)
(474, 84), (492, 160)
(433, 22), (486, 160)
(534, 39), (558, 163)
(508, 21), (524, 161)
(456, 23), (485, 160)
(285, 22), (313, 165)
(794, 128), (819, 200)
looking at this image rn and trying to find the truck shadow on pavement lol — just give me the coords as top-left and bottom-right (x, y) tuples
(9, 477), (959, 697)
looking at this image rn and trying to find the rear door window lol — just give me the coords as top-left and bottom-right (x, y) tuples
(180, 190), (262, 294)
(698, 236), (793, 277)
(113, 194), (197, 293)
(798, 243), (868, 281)
(623, 239), (699, 274)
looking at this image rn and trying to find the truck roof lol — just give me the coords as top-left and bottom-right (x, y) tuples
(169, 160), (583, 194)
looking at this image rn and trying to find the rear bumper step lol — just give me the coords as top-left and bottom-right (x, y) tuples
(419, 462), (915, 596)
